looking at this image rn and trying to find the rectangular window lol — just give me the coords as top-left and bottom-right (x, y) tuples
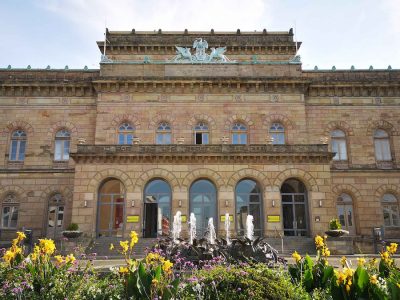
(375, 140), (392, 161)
(2, 206), (18, 228)
(195, 132), (209, 144)
(10, 140), (18, 161)
(271, 133), (285, 145)
(157, 133), (172, 145)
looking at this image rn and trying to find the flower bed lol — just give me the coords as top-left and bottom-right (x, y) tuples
(0, 231), (398, 299)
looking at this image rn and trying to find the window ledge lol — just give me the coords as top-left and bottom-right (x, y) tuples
(331, 160), (349, 169)
(52, 160), (69, 168)
(7, 161), (24, 169)
(376, 161), (394, 169)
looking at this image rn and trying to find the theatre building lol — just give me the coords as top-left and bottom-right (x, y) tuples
(0, 28), (399, 253)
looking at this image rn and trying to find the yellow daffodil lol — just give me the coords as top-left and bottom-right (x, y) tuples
(54, 255), (64, 264)
(357, 257), (366, 267)
(152, 279), (159, 285)
(162, 259), (173, 274)
(119, 266), (129, 274)
(129, 231), (138, 249)
(292, 251), (302, 263)
(380, 251), (390, 262)
(65, 254), (76, 264)
(315, 235), (324, 248)
(120, 241), (129, 254)
(387, 243), (398, 255)
(370, 275), (378, 285)
(38, 239), (56, 255)
(345, 284), (351, 293)
(3, 249), (16, 264)
(16, 231), (26, 243)
(145, 252), (164, 265)
(109, 243), (114, 251)
(340, 256), (347, 267)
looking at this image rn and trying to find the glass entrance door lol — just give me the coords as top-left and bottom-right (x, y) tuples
(143, 180), (171, 237)
(281, 179), (309, 236)
(190, 180), (217, 237)
(47, 193), (65, 239)
(337, 193), (355, 235)
(47, 205), (64, 239)
(97, 179), (125, 237)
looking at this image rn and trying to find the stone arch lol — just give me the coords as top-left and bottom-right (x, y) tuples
(133, 168), (180, 193)
(1, 120), (34, 137)
(375, 184), (400, 200)
(181, 168), (225, 191)
(273, 168), (319, 192)
(323, 121), (354, 136)
(0, 185), (26, 202)
(224, 114), (254, 130)
(227, 168), (271, 190)
(367, 120), (398, 136)
(87, 168), (133, 193)
(47, 121), (78, 141)
(187, 114), (217, 130)
(263, 113), (294, 130)
(148, 114), (176, 130)
(332, 184), (361, 201)
(111, 114), (141, 129)
(40, 186), (73, 203)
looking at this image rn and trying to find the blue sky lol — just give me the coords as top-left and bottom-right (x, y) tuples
(1, 0), (399, 70)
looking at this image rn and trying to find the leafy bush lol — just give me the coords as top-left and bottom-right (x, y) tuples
(66, 223), (79, 231)
(289, 236), (400, 300)
(180, 263), (309, 300)
(329, 218), (342, 230)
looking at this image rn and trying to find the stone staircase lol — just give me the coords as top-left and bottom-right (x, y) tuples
(265, 237), (316, 255)
(87, 237), (159, 258)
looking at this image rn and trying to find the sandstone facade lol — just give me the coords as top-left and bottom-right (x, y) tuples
(0, 29), (399, 251)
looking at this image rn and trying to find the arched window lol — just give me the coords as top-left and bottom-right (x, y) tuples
(194, 122), (209, 144)
(281, 179), (309, 236)
(235, 179), (262, 237)
(382, 193), (399, 227)
(144, 179), (172, 237)
(54, 129), (71, 161)
(331, 129), (347, 161)
(156, 122), (172, 144)
(97, 179), (125, 237)
(374, 129), (392, 161)
(118, 123), (135, 145)
(231, 122), (247, 145)
(269, 123), (285, 145)
(47, 193), (65, 238)
(336, 193), (355, 234)
(2, 193), (19, 229)
(190, 179), (217, 236)
(9, 130), (26, 161)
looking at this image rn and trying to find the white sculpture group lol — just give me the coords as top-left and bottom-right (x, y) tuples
(172, 38), (234, 63)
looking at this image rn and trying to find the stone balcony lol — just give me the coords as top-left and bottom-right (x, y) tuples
(72, 144), (333, 164)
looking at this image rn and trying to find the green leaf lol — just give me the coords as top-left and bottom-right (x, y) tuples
(155, 265), (162, 281)
(303, 269), (314, 292)
(355, 267), (369, 295)
(322, 265), (334, 287)
(330, 280), (346, 300)
(304, 255), (314, 271)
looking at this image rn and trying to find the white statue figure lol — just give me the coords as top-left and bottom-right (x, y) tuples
(173, 46), (193, 62)
(193, 38), (208, 61)
(209, 47), (229, 62)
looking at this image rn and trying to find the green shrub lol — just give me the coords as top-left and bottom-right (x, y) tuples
(329, 218), (341, 230)
(180, 263), (309, 300)
(66, 223), (79, 231)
